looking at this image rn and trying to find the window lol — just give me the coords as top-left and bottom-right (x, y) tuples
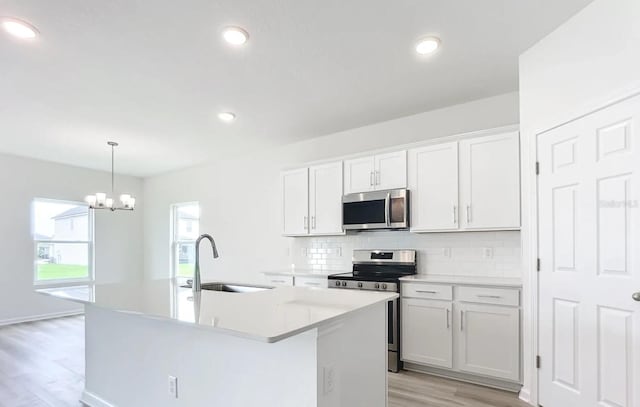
(32, 199), (94, 283)
(171, 203), (200, 280)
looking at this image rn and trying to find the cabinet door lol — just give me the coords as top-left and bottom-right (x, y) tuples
(456, 302), (520, 381)
(343, 156), (375, 194)
(408, 143), (459, 231)
(309, 162), (344, 235)
(401, 298), (453, 369)
(374, 150), (407, 190)
(281, 168), (309, 236)
(459, 132), (520, 230)
(294, 276), (328, 288)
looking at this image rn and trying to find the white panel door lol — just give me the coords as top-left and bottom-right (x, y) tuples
(309, 161), (344, 235)
(408, 142), (459, 231)
(538, 95), (640, 407)
(281, 168), (309, 236)
(344, 156), (375, 194)
(401, 298), (453, 369)
(459, 132), (521, 230)
(374, 150), (407, 191)
(456, 302), (520, 381)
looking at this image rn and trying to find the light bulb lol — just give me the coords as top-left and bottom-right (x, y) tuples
(96, 193), (106, 205)
(120, 194), (131, 205)
(415, 37), (441, 55)
(129, 197), (136, 209)
(222, 27), (249, 45)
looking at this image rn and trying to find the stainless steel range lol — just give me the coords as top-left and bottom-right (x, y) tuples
(328, 249), (417, 373)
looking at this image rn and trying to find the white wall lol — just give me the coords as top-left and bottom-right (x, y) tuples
(144, 92), (520, 284)
(0, 153), (144, 325)
(518, 0), (640, 403)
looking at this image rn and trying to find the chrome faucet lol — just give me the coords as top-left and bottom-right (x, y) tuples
(193, 234), (219, 293)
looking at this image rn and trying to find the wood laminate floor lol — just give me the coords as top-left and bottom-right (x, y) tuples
(0, 316), (528, 407)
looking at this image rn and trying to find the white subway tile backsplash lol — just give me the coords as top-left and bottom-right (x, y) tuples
(290, 230), (522, 278)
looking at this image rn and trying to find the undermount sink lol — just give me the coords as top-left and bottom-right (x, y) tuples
(183, 281), (273, 293)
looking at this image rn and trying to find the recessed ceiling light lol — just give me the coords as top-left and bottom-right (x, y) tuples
(415, 36), (440, 55)
(222, 26), (249, 45)
(218, 112), (236, 122)
(1, 18), (39, 39)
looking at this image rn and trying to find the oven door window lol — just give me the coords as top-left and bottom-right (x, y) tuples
(343, 199), (386, 225)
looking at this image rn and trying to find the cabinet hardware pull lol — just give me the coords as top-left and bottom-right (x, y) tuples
(445, 308), (450, 328)
(272, 280), (285, 283)
(453, 205), (457, 224)
(311, 216), (316, 229)
(634, 291), (640, 301)
(460, 310), (464, 331)
(478, 295), (501, 299)
(466, 205), (471, 223)
(370, 172), (374, 186)
(305, 282), (320, 286)
(416, 290), (438, 294)
(375, 171), (380, 185)
(303, 216), (308, 230)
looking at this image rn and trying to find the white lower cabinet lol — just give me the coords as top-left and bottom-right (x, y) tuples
(456, 302), (520, 381)
(401, 282), (521, 386)
(294, 275), (328, 288)
(401, 298), (452, 368)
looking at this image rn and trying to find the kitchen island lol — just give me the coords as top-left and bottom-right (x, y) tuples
(38, 280), (395, 407)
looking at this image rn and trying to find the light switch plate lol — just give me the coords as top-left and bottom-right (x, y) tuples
(483, 247), (493, 259)
(168, 375), (178, 398)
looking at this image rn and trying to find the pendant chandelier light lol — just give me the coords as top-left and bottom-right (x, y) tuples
(85, 141), (136, 211)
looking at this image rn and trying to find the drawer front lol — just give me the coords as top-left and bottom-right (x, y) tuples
(456, 286), (519, 306)
(295, 276), (328, 288)
(265, 275), (294, 286)
(402, 283), (453, 301)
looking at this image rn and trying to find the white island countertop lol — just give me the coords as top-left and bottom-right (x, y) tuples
(400, 274), (522, 287)
(37, 279), (396, 343)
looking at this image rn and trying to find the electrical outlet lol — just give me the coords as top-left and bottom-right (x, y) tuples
(168, 375), (178, 398)
(443, 248), (451, 258)
(483, 247), (493, 259)
(323, 366), (335, 395)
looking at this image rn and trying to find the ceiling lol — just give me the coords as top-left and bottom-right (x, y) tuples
(0, 0), (593, 177)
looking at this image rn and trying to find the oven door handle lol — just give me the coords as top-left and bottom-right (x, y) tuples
(385, 192), (391, 227)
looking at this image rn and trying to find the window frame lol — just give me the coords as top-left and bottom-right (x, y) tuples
(170, 202), (200, 281)
(32, 198), (95, 286)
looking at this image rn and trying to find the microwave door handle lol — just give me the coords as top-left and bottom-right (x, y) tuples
(385, 192), (391, 227)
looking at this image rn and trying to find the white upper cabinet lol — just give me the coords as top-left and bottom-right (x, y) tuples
(343, 156), (376, 194)
(408, 130), (521, 232)
(459, 131), (520, 230)
(282, 161), (344, 236)
(374, 151), (407, 191)
(281, 168), (309, 236)
(344, 151), (407, 194)
(309, 162), (343, 235)
(408, 142), (459, 231)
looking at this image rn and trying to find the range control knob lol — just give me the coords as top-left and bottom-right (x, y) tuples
(374, 283), (380, 289)
(357, 282), (363, 288)
(382, 283), (388, 290)
(342, 281), (347, 287)
(335, 281), (341, 287)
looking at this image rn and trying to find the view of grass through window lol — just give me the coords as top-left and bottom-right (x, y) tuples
(33, 200), (92, 281)
(173, 203), (200, 279)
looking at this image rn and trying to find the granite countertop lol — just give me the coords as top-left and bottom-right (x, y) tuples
(400, 275), (522, 287)
(37, 279), (396, 343)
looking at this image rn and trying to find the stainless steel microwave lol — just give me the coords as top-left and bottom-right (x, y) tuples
(342, 189), (410, 230)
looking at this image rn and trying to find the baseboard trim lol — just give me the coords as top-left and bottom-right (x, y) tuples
(519, 387), (533, 405)
(81, 390), (115, 407)
(0, 310), (84, 327)
(403, 362), (523, 393)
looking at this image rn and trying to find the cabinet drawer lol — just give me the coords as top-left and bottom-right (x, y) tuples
(265, 275), (294, 286)
(402, 283), (453, 300)
(456, 286), (519, 306)
(295, 276), (328, 288)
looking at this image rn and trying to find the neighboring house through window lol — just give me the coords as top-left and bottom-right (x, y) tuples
(171, 203), (200, 280)
(32, 199), (94, 283)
